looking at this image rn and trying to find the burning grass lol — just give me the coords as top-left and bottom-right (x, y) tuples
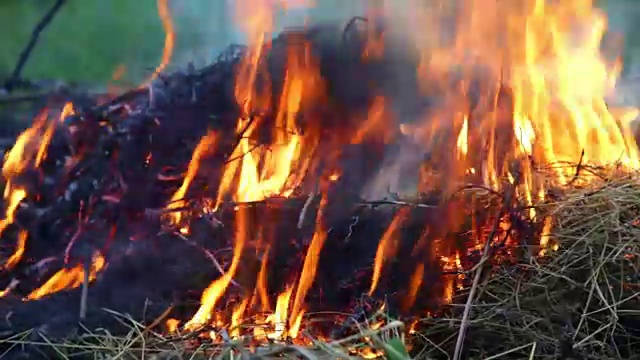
(2, 0), (640, 358)
(1, 298), (410, 359)
(1, 170), (639, 359)
(415, 170), (640, 359)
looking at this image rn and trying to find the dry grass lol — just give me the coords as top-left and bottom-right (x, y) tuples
(0, 306), (408, 359)
(415, 170), (640, 359)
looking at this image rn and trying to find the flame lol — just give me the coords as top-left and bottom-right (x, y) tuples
(539, 215), (557, 255)
(166, 131), (217, 226)
(3, 230), (28, 271)
(403, 263), (425, 310)
(140, 0), (174, 88)
(212, 0), (324, 207)
(0, 187), (26, 235)
(26, 252), (106, 300)
(352, 96), (389, 144)
(369, 208), (410, 295)
(3, 103), (73, 184)
(289, 194), (328, 332)
(184, 207), (247, 330)
(268, 286), (294, 340)
(3, 0), (636, 346)
(456, 115), (469, 157)
(166, 318), (180, 333)
(254, 246), (272, 311)
(3, 110), (48, 178)
(230, 298), (249, 338)
(408, 0), (639, 199)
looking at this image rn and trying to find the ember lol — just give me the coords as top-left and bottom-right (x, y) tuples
(1, 0), (640, 358)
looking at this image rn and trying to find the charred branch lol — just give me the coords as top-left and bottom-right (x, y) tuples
(3, 0), (68, 93)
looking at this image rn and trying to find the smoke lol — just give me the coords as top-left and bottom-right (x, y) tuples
(166, 0), (370, 68)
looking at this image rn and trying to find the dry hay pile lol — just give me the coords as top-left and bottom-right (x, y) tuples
(416, 171), (640, 359)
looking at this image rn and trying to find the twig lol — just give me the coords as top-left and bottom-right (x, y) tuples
(3, 0), (68, 92)
(358, 199), (437, 208)
(64, 200), (90, 264)
(567, 149), (585, 186)
(174, 232), (240, 288)
(142, 304), (174, 335)
(298, 192), (316, 229)
(452, 174), (520, 360)
(79, 252), (91, 320)
(297, 176), (323, 230)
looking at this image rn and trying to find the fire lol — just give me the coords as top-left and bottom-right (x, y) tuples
(369, 207), (410, 296)
(288, 194), (327, 334)
(164, 0), (637, 341)
(140, 0), (174, 88)
(0, 187), (26, 236)
(3, 230), (28, 271)
(264, 286), (293, 339)
(184, 207), (247, 330)
(456, 115), (469, 157)
(26, 252), (106, 301)
(0, 0), (638, 354)
(166, 318), (181, 333)
(3, 110), (49, 179)
(166, 131), (217, 227)
(415, 0), (638, 188)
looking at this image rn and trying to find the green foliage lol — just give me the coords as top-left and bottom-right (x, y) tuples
(383, 337), (411, 360)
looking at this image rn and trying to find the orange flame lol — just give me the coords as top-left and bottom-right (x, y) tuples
(26, 252), (106, 300)
(254, 245), (272, 311)
(288, 194), (328, 332)
(165, 131), (217, 226)
(369, 207), (410, 295)
(3, 111), (48, 179)
(3, 230), (28, 271)
(140, 0), (174, 88)
(268, 285), (294, 340)
(0, 187), (26, 236)
(184, 207), (247, 330)
(408, 0), (639, 202)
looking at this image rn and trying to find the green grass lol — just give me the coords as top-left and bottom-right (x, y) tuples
(0, 0), (171, 84)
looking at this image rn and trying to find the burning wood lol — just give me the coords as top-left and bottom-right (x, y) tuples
(0, 0), (639, 358)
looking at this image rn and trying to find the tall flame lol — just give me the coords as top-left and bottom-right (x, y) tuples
(184, 207), (248, 330)
(140, 0), (175, 88)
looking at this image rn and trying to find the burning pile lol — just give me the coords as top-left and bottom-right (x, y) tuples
(0, 0), (640, 358)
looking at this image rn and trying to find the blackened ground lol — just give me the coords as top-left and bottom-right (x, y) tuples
(0, 234), (216, 358)
(0, 199), (470, 356)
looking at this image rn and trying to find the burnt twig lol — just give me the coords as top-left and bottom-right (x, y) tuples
(358, 199), (438, 209)
(341, 16), (369, 45)
(173, 232), (240, 288)
(4, 0), (68, 92)
(567, 149), (585, 186)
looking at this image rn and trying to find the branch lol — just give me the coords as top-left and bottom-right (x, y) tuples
(4, 0), (68, 92)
